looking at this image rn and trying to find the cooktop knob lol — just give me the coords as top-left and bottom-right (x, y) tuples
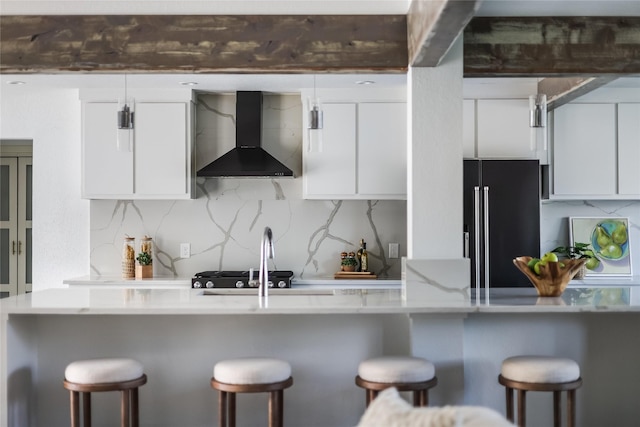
(193, 281), (202, 288)
(235, 280), (244, 288)
(205, 281), (214, 288)
(268, 281), (274, 288)
(277, 280), (287, 288)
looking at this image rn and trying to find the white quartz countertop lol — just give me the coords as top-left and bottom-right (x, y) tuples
(2, 287), (639, 315)
(62, 275), (401, 289)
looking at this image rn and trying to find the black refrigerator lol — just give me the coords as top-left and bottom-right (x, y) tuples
(463, 159), (540, 289)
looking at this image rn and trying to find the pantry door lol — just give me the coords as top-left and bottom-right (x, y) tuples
(0, 156), (32, 297)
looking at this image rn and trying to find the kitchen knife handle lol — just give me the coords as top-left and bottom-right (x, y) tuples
(473, 186), (481, 301)
(483, 186), (490, 296)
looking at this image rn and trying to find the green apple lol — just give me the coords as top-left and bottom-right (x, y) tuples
(534, 260), (547, 275)
(585, 257), (600, 270)
(527, 258), (540, 272)
(541, 252), (559, 263)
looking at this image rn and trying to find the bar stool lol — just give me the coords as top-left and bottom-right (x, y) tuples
(355, 356), (438, 407)
(211, 357), (293, 427)
(498, 355), (582, 427)
(63, 358), (147, 427)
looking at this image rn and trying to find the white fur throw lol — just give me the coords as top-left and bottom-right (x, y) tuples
(357, 388), (515, 427)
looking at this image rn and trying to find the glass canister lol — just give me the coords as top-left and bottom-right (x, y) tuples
(136, 236), (154, 278)
(122, 236), (136, 279)
(138, 236), (153, 264)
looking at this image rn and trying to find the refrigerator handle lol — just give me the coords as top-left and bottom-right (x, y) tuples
(463, 231), (469, 258)
(483, 186), (490, 296)
(473, 186), (481, 301)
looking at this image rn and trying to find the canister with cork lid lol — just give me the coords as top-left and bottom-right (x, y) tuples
(122, 236), (135, 279)
(136, 235), (153, 279)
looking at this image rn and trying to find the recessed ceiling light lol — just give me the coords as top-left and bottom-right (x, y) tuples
(179, 81), (198, 86)
(7, 81), (26, 85)
(356, 80), (375, 85)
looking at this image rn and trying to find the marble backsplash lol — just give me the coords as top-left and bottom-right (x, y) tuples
(541, 200), (639, 276)
(90, 197), (407, 279)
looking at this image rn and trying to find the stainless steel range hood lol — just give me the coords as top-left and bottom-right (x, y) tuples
(197, 91), (294, 178)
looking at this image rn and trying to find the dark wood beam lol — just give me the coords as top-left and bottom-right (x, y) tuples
(464, 17), (640, 76)
(0, 15), (408, 73)
(539, 77), (619, 111)
(408, 0), (482, 67)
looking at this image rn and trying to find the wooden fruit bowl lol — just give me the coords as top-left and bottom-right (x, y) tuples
(513, 256), (587, 297)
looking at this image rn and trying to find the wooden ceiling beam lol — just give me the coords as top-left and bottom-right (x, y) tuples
(0, 15), (408, 74)
(539, 77), (619, 111)
(408, 0), (482, 67)
(464, 17), (640, 76)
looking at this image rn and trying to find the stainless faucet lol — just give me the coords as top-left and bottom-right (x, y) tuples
(259, 227), (274, 298)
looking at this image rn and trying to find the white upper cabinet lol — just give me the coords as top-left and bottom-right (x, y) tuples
(553, 103), (616, 197)
(302, 88), (406, 200)
(81, 89), (195, 200)
(618, 103), (640, 196)
(476, 99), (537, 159)
(552, 102), (640, 199)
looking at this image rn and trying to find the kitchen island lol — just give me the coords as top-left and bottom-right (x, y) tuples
(2, 287), (640, 427)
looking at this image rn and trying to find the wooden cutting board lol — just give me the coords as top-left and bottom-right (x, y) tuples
(334, 271), (378, 280)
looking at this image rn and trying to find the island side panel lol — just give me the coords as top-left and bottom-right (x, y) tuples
(30, 313), (409, 427)
(2, 314), (38, 427)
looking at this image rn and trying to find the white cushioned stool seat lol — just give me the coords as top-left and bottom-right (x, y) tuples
(213, 357), (291, 385)
(501, 356), (580, 384)
(65, 358), (144, 384)
(359, 356), (435, 384)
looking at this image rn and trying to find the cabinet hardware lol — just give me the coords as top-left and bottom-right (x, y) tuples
(12, 240), (16, 255)
(18, 240), (22, 255)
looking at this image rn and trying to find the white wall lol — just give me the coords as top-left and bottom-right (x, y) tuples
(0, 86), (89, 291)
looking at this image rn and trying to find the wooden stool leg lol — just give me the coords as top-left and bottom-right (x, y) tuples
(269, 389), (284, 427)
(365, 389), (375, 407)
(131, 387), (139, 427)
(553, 391), (561, 427)
(81, 392), (91, 427)
(505, 386), (514, 422)
(567, 389), (576, 427)
(228, 393), (236, 427)
(517, 389), (527, 427)
(121, 389), (130, 427)
(70, 391), (80, 427)
(413, 390), (428, 407)
(218, 390), (227, 427)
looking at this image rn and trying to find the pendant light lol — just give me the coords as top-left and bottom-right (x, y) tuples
(117, 74), (135, 152)
(529, 93), (547, 151)
(307, 75), (323, 152)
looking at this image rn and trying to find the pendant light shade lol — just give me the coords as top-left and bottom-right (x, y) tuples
(307, 75), (323, 152)
(117, 74), (135, 151)
(529, 94), (546, 128)
(529, 94), (547, 151)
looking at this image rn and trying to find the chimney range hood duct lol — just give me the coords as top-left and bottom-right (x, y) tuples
(197, 91), (294, 178)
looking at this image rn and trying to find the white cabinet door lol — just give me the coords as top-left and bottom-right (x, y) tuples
(82, 102), (134, 197)
(553, 103), (616, 196)
(358, 103), (406, 196)
(618, 103), (640, 195)
(303, 103), (357, 197)
(135, 102), (188, 196)
(477, 99), (533, 158)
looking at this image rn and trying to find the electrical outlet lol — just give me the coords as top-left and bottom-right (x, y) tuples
(180, 243), (191, 258)
(389, 243), (399, 259)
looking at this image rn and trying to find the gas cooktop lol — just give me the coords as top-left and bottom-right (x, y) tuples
(191, 270), (294, 289)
